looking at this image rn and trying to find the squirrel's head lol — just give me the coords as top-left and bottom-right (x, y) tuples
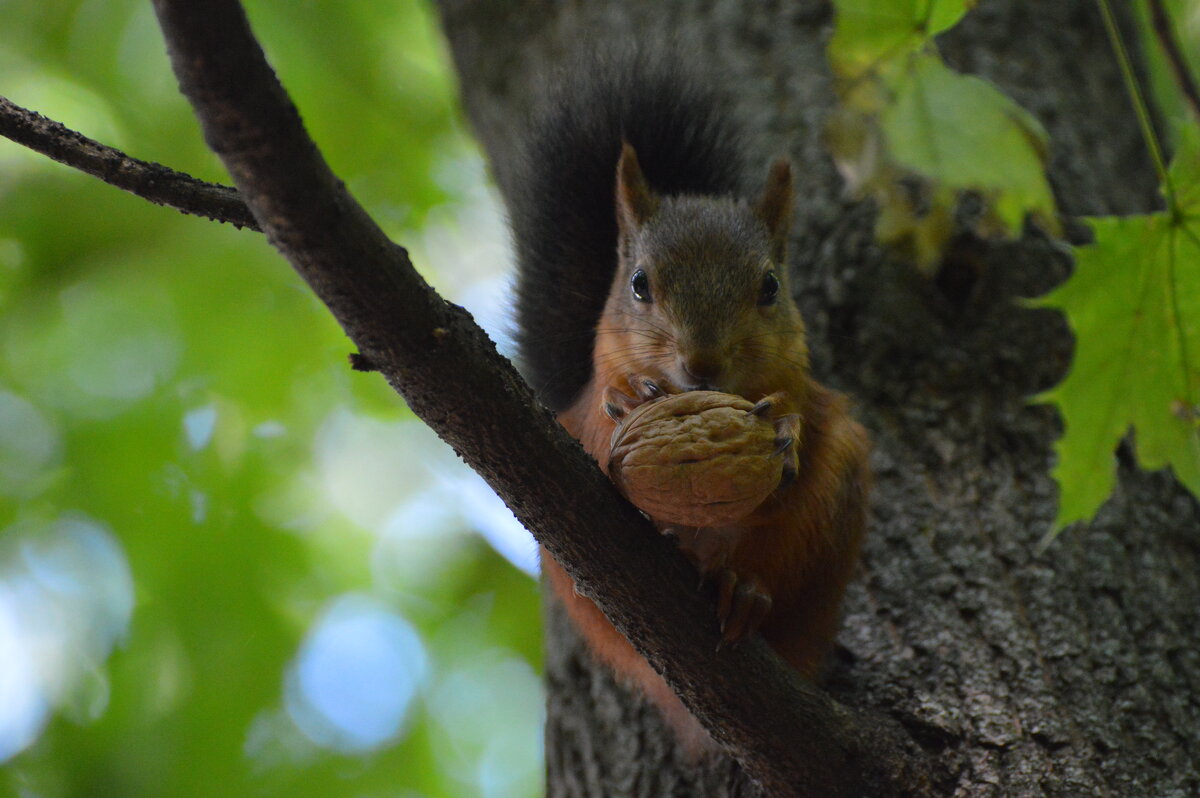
(596, 143), (809, 400)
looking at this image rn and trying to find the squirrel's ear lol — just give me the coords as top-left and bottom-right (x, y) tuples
(616, 142), (659, 233)
(755, 159), (794, 262)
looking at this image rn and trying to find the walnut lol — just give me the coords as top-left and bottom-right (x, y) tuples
(608, 391), (784, 527)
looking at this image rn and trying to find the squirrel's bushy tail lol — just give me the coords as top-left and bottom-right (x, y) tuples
(508, 54), (744, 411)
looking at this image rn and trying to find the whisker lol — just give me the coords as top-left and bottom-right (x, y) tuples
(605, 308), (678, 343)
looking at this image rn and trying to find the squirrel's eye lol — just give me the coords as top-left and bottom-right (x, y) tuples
(630, 269), (653, 303)
(758, 271), (780, 305)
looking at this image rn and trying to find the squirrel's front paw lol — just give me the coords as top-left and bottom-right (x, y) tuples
(749, 392), (801, 489)
(602, 375), (679, 422)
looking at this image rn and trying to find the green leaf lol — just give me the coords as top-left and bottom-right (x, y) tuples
(1169, 119), (1200, 211)
(882, 56), (1057, 236)
(829, 0), (971, 78)
(1036, 128), (1200, 532)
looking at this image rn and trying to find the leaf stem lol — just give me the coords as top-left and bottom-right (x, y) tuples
(1096, 0), (1175, 212)
(1146, 0), (1200, 123)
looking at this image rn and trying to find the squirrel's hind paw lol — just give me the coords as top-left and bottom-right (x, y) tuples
(714, 568), (772, 648)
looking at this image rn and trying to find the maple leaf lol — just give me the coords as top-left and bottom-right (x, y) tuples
(1035, 126), (1200, 534)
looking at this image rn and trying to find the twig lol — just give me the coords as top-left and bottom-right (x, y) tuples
(1147, 0), (1200, 122)
(0, 95), (258, 230)
(1097, 0), (1174, 206)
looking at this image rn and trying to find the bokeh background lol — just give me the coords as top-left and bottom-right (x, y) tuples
(4, 1), (1200, 797)
(0, 2), (543, 796)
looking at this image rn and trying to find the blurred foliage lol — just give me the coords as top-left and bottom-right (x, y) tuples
(826, 0), (1058, 271)
(0, 2), (541, 797)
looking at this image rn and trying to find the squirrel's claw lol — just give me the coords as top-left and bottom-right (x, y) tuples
(714, 568), (772, 648)
(749, 391), (787, 417)
(749, 398), (773, 416)
(607, 375), (681, 422)
(773, 412), (802, 489)
(639, 378), (666, 399)
(628, 374), (679, 401)
(601, 385), (641, 422)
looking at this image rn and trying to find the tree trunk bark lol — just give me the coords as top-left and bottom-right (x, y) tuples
(434, 0), (1200, 795)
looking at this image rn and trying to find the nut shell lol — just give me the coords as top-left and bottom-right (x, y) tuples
(608, 391), (783, 527)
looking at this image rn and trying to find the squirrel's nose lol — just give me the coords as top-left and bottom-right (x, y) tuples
(679, 351), (725, 389)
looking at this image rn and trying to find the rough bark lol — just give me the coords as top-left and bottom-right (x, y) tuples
(435, 1), (1200, 796)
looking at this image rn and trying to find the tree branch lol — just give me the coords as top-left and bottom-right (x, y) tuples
(140, 1), (929, 795)
(0, 95), (257, 230)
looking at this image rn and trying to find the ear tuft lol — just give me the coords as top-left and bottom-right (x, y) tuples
(755, 159), (794, 262)
(616, 142), (659, 234)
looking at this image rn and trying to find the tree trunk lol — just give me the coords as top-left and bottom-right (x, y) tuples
(434, 0), (1200, 795)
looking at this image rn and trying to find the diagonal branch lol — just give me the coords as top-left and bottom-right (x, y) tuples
(0, 95), (257, 230)
(145, 1), (929, 795)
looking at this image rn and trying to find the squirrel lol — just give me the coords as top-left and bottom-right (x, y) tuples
(508, 59), (871, 749)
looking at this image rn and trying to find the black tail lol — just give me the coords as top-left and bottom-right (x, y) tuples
(508, 55), (744, 411)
